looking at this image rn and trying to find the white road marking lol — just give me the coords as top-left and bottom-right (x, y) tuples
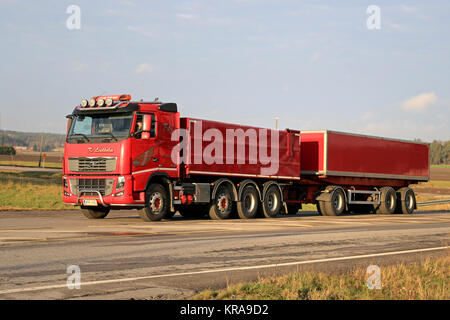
(0, 245), (448, 295)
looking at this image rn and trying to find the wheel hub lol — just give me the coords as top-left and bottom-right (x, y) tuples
(149, 193), (163, 212)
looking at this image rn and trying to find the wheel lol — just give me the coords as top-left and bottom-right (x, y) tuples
(262, 185), (282, 218)
(179, 204), (209, 218)
(237, 185), (259, 219)
(81, 206), (110, 219)
(320, 187), (346, 216)
(139, 183), (169, 221)
(396, 187), (416, 214)
(375, 187), (397, 215)
(316, 202), (323, 215)
(209, 185), (234, 220)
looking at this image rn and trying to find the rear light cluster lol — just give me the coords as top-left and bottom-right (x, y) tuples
(79, 94), (131, 108)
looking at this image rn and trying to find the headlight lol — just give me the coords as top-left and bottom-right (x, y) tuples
(116, 176), (125, 190)
(80, 99), (88, 108)
(97, 98), (105, 107)
(89, 98), (96, 107)
(105, 98), (113, 106)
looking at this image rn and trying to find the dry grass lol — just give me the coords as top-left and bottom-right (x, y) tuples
(415, 195), (450, 211)
(193, 254), (450, 300)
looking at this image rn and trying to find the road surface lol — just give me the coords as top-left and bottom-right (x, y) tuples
(0, 210), (449, 299)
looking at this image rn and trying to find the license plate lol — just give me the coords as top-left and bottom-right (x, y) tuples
(82, 199), (98, 206)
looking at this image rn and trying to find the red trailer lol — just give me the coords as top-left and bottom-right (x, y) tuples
(62, 95), (429, 221)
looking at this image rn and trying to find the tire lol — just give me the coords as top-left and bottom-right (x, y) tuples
(81, 206), (110, 219)
(316, 202), (323, 215)
(209, 185), (234, 220)
(179, 205), (209, 218)
(375, 187), (397, 215)
(237, 185), (259, 219)
(139, 183), (169, 222)
(396, 187), (416, 214)
(320, 187), (346, 216)
(262, 185), (282, 218)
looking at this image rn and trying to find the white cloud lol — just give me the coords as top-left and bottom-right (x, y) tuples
(401, 92), (437, 111)
(176, 13), (199, 20)
(135, 62), (152, 74)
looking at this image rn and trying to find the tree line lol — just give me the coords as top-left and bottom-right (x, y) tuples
(428, 140), (450, 165)
(0, 130), (65, 153)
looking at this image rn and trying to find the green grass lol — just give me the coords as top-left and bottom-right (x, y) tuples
(194, 255), (450, 300)
(0, 170), (62, 181)
(0, 160), (62, 169)
(0, 180), (75, 210)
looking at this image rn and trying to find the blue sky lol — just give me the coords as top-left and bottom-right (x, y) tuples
(0, 0), (449, 141)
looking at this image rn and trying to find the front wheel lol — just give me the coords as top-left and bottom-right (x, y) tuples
(139, 183), (169, 222)
(375, 187), (397, 215)
(320, 187), (346, 216)
(81, 206), (110, 219)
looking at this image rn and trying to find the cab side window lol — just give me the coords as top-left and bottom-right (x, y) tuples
(134, 114), (156, 139)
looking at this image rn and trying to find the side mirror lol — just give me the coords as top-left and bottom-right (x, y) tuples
(141, 114), (152, 139)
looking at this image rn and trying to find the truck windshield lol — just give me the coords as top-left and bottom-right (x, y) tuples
(67, 113), (133, 142)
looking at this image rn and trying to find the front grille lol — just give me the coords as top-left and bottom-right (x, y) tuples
(69, 178), (114, 196)
(68, 157), (116, 172)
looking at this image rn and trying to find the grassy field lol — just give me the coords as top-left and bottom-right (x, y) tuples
(431, 164), (450, 169)
(194, 255), (450, 300)
(0, 160), (62, 169)
(0, 177), (75, 210)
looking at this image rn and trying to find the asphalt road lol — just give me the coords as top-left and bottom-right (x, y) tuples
(0, 210), (449, 300)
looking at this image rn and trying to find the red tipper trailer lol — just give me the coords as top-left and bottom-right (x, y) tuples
(181, 118), (301, 181)
(300, 130), (429, 181)
(62, 94), (430, 222)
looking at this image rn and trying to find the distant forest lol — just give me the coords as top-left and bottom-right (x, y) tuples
(0, 130), (449, 164)
(0, 130), (65, 152)
(424, 140), (450, 165)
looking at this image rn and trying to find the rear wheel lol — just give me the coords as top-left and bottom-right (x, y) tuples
(262, 185), (282, 218)
(81, 206), (110, 219)
(375, 187), (397, 215)
(139, 183), (169, 221)
(237, 185), (259, 219)
(396, 187), (415, 214)
(209, 185), (234, 220)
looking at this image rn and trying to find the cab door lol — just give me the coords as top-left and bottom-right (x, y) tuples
(131, 112), (158, 191)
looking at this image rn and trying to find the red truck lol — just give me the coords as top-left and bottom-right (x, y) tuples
(63, 94), (429, 221)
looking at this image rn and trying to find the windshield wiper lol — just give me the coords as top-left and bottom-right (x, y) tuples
(98, 132), (118, 141)
(70, 133), (90, 142)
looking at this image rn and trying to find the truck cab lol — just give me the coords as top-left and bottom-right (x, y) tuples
(62, 94), (179, 219)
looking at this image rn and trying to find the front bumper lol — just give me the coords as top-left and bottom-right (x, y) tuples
(62, 175), (145, 207)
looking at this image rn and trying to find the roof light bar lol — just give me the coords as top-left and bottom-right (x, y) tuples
(89, 98), (96, 107)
